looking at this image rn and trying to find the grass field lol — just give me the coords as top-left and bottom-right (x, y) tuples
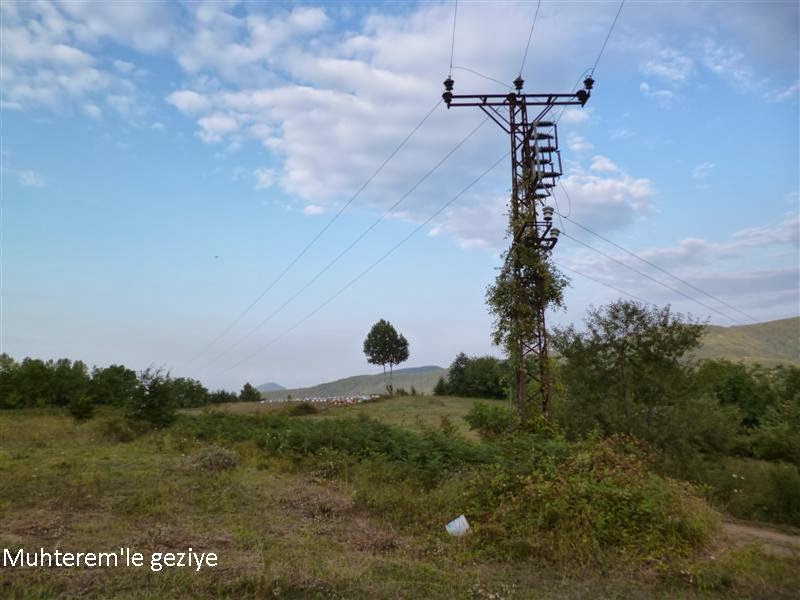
(192, 395), (502, 440)
(2, 400), (799, 598)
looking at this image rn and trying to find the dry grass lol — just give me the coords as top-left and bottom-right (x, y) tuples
(192, 395), (507, 440)
(1, 409), (798, 598)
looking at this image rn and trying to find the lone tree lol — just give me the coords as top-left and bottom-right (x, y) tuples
(363, 319), (409, 394)
(239, 382), (262, 403)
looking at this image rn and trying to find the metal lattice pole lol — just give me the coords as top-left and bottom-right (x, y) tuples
(442, 75), (594, 422)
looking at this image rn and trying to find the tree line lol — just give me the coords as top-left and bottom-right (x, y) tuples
(431, 301), (799, 469)
(0, 354), (261, 424)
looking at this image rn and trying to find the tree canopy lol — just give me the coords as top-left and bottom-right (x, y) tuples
(240, 382), (262, 403)
(363, 319), (409, 393)
(434, 353), (506, 399)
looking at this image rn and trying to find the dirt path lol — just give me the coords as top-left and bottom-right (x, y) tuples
(722, 521), (800, 558)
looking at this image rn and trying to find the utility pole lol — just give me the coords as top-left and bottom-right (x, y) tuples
(442, 75), (594, 423)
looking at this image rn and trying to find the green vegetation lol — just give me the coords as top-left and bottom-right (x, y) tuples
(486, 221), (568, 425)
(551, 301), (800, 527)
(0, 353), (261, 422)
(434, 352), (506, 399)
(363, 318), (410, 394)
(2, 307), (799, 597)
(463, 401), (515, 439)
(2, 405), (796, 598)
(238, 382), (262, 403)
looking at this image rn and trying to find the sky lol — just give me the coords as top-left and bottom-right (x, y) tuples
(2, 0), (798, 391)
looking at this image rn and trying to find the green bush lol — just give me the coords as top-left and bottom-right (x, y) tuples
(126, 368), (176, 428)
(748, 396), (800, 465)
(461, 436), (718, 563)
(92, 413), (147, 443)
(443, 353), (506, 399)
(68, 393), (95, 421)
(286, 401), (318, 416)
(464, 401), (515, 440)
(695, 457), (800, 526)
(175, 412), (491, 484)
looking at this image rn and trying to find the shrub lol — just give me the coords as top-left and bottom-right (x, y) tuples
(92, 414), (147, 443)
(68, 393), (95, 421)
(695, 458), (800, 527)
(188, 445), (240, 471)
(175, 413), (490, 484)
(433, 376), (449, 396)
(464, 401), (514, 440)
(439, 415), (457, 437)
(461, 436), (718, 563)
(443, 353), (506, 399)
(126, 368), (176, 428)
(286, 401), (318, 416)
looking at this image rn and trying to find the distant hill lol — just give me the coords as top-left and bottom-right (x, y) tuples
(257, 382), (286, 392)
(261, 365), (446, 400)
(259, 318), (798, 400)
(695, 317), (800, 367)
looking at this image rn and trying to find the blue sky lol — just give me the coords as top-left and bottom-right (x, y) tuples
(2, 0), (798, 391)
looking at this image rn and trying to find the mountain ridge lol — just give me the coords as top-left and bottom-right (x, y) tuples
(260, 365), (445, 400)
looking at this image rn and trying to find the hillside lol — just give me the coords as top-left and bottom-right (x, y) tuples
(261, 365), (446, 400)
(695, 317), (800, 367)
(258, 318), (798, 400)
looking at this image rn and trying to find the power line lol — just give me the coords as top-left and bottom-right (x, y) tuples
(518, 0), (542, 76)
(223, 152), (509, 373)
(554, 260), (650, 304)
(562, 232), (745, 324)
(209, 116), (490, 369)
(592, 0), (625, 75)
(452, 65), (509, 89)
(555, 184), (757, 322)
(556, 181), (758, 322)
(186, 98), (442, 366)
(449, 0), (458, 76)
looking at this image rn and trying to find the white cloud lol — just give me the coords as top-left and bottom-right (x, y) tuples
(590, 155), (620, 173)
(701, 39), (762, 92)
(55, 0), (173, 52)
(560, 169), (654, 233)
(562, 213), (800, 322)
(431, 195), (508, 250)
(639, 81), (675, 106)
(288, 7), (328, 33)
(641, 47), (693, 83)
(112, 59), (135, 74)
(150, 121), (164, 131)
(197, 114), (238, 143)
(175, 5), (331, 86)
(166, 90), (211, 114)
(764, 80), (800, 103)
(303, 204), (325, 216)
(18, 169), (44, 187)
(733, 213), (800, 248)
(253, 168), (276, 190)
(559, 108), (591, 125)
(568, 135), (593, 153)
(0, 3), (138, 110)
